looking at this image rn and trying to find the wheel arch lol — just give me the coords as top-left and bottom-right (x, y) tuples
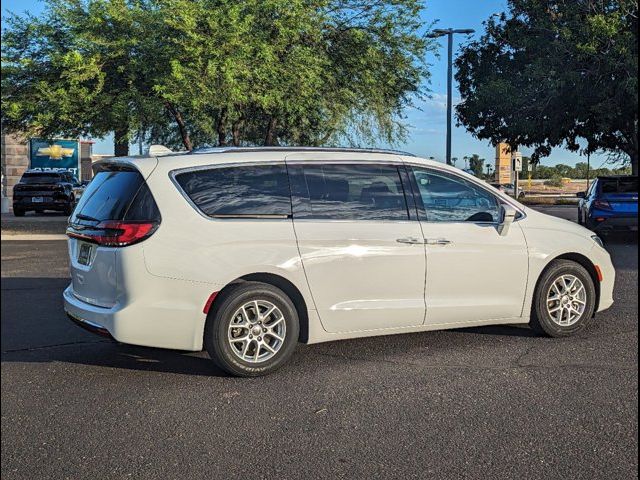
(535, 252), (601, 314)
(210, 272), (310, 343)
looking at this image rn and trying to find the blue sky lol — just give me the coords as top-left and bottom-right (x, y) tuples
(2, 0), (608, 166)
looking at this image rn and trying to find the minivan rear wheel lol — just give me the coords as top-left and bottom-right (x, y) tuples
(530, 260), (596, 337)
(204, 281), (299, 377)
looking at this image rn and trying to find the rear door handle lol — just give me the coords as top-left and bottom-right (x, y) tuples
(425, 238), (452, 245)
(396, 237), (423, 245)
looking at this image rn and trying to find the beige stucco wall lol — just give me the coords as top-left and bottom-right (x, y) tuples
(1, 133), (30, 210)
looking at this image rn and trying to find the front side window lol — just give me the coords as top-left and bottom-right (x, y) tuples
(175, 164), (291, 217)
(290, 164), (409, 221)
(411, 167), (500, 223)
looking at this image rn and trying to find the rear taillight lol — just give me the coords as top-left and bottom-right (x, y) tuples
(67, 221), (158, 247)
(593, 199), (611, 210)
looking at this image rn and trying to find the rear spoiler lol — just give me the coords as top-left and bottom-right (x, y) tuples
(91, 156), (159, 180)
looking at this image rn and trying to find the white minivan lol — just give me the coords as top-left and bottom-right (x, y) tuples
(64, 147), (615, 376)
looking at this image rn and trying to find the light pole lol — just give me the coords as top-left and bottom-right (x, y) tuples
(428, 28), (475, 165)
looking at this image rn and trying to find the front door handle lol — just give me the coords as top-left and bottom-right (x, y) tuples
(396, 237), (422, 245)
(425, 238), (452, 246)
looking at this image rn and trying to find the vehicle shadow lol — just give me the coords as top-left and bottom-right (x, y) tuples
(1, 276), (229, 377)
(449, 324), (539, 337)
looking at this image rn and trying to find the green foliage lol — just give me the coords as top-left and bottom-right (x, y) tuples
(468, 153), (485, 177)
(455, 0), (638, 173)
(532, 162), (631, 179)
(1, 0), (433, 154)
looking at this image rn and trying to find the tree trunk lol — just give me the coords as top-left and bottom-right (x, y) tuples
(165, 102), (193, 151)
(232, 118), (243, 146)
(217, 108), (228, 146)
(631, 152), (638, 176)
(264, 116), (278, 146)
(114, 128), (129, 157)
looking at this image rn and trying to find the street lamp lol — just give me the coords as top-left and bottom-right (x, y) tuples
(428, 28), (475, 165)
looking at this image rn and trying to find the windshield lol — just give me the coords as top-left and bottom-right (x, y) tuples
(600, 178), (638, 194)
(20, 173), (61, 184)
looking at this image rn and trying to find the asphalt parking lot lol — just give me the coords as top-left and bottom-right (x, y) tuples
(1, 207), (637, 479)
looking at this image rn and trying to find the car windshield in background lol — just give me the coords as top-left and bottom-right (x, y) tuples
(601, 178), (638, 194)
(21, 173), (61, 184)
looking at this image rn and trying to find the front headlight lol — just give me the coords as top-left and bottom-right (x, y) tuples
(591, 235), (605, 248)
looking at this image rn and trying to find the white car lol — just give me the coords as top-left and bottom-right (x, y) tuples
(64, 147), (615, 376)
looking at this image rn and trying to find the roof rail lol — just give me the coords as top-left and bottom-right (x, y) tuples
(188, 146), (416, 157)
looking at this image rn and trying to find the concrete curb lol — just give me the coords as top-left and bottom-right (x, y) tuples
(1, 234), (68, 241)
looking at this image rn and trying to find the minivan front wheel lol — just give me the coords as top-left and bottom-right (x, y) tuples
(204, 281), (299, 377)
(530, 260), (596, 337)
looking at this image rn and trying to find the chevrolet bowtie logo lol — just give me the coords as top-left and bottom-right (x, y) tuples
(36, 144), (75, 160)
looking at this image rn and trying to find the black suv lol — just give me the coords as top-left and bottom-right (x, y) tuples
(13, 170), (79, 216)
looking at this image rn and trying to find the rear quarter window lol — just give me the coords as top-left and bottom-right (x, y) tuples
(174, 164), (291, 217)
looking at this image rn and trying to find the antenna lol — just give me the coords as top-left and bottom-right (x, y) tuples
(147, 145), (174, 157)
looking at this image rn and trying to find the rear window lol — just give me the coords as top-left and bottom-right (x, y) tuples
(175, 164), (291, 217)
(20, 173), (61, 184)
(600, 178), (638, 194)
(71, 169), (160, 223)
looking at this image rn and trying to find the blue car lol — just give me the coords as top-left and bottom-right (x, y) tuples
(578, 175), (638, 233)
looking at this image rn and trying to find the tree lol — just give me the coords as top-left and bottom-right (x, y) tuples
(455, 0), (638, 174)
(468, 153), (485, 177)
(485, 163), (494, 177)
(2, 0), (433, 155)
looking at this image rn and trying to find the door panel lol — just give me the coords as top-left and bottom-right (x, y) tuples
(287, 159), (426, 333)
(408, 165), (529, 325)
(420, 222), (528, 324)
(294, 221), (427, 332)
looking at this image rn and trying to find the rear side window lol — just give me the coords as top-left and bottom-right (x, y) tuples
(71, 169), (160, 223)
(289, 164), (409, 220)
(175, 164), (291, 218)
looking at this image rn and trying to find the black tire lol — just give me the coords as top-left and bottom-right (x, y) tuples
(577, 208), (583, 225)
(13, 207), (25, 217)
(63, 201), (74, 216)
(530, 260), (596, 337)
(204, 281), (299, 377)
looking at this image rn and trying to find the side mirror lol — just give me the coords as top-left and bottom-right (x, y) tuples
(576, 191), (586, 199)
(498, 205), (517, 236)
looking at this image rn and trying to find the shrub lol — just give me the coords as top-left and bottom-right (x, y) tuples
(544, 176), (564, 187)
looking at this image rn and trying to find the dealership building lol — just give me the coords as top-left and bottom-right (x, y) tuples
(1, 133), (100, 213)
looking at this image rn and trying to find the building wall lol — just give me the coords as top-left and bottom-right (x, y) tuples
(1, 134), (30, 210)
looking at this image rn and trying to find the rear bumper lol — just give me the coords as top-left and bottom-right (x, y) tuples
(66, 311), (114, 339)
(13, 196), (71, 210)
(63, 281), (209, 351)
(588, 212), (638, 232)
